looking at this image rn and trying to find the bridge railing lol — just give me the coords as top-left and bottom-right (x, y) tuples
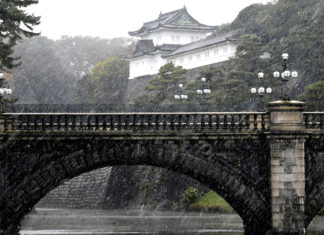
(1, 112), (269, 132)
(304, 112), (324, 130)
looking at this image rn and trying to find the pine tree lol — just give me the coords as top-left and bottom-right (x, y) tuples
(134, 62), (186, 105)
(0, 0), (40, 70)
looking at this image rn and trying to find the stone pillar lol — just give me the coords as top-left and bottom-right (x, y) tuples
(267, 101), (307, 234)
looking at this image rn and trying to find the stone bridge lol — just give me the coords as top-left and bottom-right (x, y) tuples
(0, 101), (323, 235)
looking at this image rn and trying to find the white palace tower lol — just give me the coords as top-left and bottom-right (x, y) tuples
(126, 7), (238, 79)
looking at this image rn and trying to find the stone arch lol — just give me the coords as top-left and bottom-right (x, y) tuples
(1, 138), (271, 234)
(305, 183), (324, 228)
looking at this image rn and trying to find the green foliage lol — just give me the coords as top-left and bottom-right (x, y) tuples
(134, 62), (186, 105)
(0, 0), (40, 70)
(319, 207), (324, 216)
(91, 57), (129, 103)
(233, 34), (267, 73)
(184, 186), (199, 204)
(188, 190), (234, 213)
(298, 81), (324, 111)
(231, 4), (269, 35)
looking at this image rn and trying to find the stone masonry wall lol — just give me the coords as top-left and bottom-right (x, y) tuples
(37, 167), (112, 209)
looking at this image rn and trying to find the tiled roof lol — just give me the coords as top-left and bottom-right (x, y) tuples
(129, 7), (216, 36)
(125, 30), (241, 60)
(163, 30), (241, 58)
(124, 40), (181, 59)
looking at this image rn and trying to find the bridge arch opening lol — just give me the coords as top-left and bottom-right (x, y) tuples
(1, 138), (270, 234)
(19, 165), (243, 233)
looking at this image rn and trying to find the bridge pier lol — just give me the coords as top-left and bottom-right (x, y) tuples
(267, 101), (307, 234)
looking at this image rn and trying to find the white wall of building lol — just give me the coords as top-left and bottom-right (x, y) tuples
(169, 43), (237, 69)
(141, 30), (208, 46)
(128, 42), (236, 79)
(129, 53), (166, 79)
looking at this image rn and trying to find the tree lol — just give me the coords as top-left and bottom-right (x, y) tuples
(57, 36), (135, 79)
(298, 81), (324, 111)
(0, 0), (40, 70)
(134, 62), (186, 105)
(13, 37), (74, 104)
(184, 186), (199, 204)
(91, 57), (129, 103)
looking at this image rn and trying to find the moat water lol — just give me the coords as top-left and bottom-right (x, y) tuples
(20, 208), (324, 235)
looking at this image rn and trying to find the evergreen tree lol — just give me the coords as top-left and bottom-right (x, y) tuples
(298, 81), (324, 111)
(0, 0), (40, 70)
(134, 62), (186, 105)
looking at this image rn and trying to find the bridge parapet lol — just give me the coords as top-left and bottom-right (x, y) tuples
(0, 112), (269, 133)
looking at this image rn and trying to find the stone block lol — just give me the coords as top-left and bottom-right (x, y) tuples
(272, 197), (285, 205)
(272, 219), (283, 228)
(295, 188), (305, 197)
(272, 166), (284, 174)
(271, 159), (280, 166)
(272, 181), (284, 189)
(272, 213), (284, 221)
(294, 174), (305, 182)
(292, 181), (305, 189)
(280, 174), (296, 182)
(272, 204), (282, 213)
(272, 188), (280, 197)
(291, 150), (304, 158)
(271, 150), (283, 158)
(272, 173), (280, 181)
(279, 188), (297, 197)
(280, 157), (296, 166)
(284, 182), (292, 189)
(295, 158), (305, 166)
(271, 143), (281, 150)
(292, 165), (305, 173)
(294, 143), (305, 150)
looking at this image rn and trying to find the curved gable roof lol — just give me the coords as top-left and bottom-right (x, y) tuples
(129, 7), (216, 36)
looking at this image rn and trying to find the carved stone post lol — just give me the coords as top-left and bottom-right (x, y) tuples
(267, 101), (307, 234)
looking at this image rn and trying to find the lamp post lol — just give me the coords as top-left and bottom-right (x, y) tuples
(174, 83), (188, 103)
(0, 72), (12, 113)
(273, 53), (298, 100)
(196, 77), (211, 106)
(251, 72), (272, 111)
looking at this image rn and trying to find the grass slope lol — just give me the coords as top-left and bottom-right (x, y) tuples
(189, 190), (234, 213)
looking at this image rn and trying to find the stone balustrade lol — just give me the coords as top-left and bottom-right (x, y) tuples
(0, 112), (269, 132)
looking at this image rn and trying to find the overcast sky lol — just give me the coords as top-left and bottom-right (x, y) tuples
(27, 0), (272, 40)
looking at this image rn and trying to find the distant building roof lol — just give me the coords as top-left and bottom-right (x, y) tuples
(124, 40), (181, 59)
(125, 30), (241, 60)
(163, 30), (241, 58)
(129, 7), (217, 36)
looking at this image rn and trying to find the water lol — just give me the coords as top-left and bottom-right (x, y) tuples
(20, 208), (244, 235)
(20, 208), (324, 234)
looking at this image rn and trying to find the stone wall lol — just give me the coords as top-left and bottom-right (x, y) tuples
(37, 167), (112, 209)
(123, 61), (229, 103)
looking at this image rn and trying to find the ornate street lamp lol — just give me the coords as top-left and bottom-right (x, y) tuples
(196, 77), (211, 105)
(174, 83), (188, 103)
(273, 53), (298, 100)
(251, 72), (272, 111)
(0, 72), (12, 113)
